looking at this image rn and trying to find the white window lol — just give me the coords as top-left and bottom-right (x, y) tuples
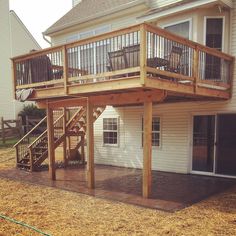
(66, 34), (79, 43)
(142, 117), (161, 147)
(103, 118), (118, 145)
(164, 20), (191, 39)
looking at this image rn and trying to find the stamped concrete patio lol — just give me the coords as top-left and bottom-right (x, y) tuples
(0, 164), (235, 212)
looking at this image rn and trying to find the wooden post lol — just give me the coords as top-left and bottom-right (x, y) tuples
(1, 117), (5, 144)
(193, 46), (199, 93)
(47, 106), (56, 180)
(15, 146), (19, 166)
(11, 60), (17, 100)
(140, 24), (147, 85)
(86, 99), (95, 189)
(29, 147), (33, 172)
(81, 134), (85, 164)
(63, 46), (69, 95)
(143, 101), (152, 198)
(62, 107), (67, 166)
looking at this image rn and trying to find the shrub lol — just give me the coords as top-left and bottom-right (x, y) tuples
(18, 104), (46, 118)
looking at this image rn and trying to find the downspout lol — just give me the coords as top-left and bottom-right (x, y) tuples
(42, 33), (52, 47)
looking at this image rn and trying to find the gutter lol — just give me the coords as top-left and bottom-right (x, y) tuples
(44, 0), (146, 36)
(138, 0), (233, 22)
(43, 33), (52, 47)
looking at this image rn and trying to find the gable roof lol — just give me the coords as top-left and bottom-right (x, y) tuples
(44, 0), (146, 36)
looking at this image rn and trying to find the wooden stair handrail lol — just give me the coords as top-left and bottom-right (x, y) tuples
(13, 116), (47, 148)
(66, 107), (83, 127)
(28, 113), (64, 149)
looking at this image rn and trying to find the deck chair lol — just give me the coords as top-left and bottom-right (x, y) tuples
(107, 49), (128, 71)
(123, 44), (140, 68)
(165, 46), (183, 73)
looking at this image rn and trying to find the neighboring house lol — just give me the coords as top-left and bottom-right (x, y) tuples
(11, 0), (236, 197)
(0, 0), (40, 119)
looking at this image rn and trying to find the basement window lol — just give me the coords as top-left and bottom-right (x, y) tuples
(142, 117), (161, 147)
(103, 118), (118, 145)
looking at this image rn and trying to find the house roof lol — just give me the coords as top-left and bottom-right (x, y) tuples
(44, 0), (146, 36)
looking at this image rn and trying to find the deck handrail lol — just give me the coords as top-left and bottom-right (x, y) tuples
(13, 116), (47, 148)
(145, 23), (234, 61)
(28, 113), (64, 149)
(12, 23), (233, 62)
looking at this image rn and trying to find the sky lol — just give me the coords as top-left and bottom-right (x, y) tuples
(9, 0), (72, 48)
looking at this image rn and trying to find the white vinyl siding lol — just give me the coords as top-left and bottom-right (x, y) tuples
(94, 106), (189, 173)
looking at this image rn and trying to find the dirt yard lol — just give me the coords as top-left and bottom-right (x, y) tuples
(0, 148), (236, 236)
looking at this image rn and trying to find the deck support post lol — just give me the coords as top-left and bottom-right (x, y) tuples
(62, 107), (67, 166)
(143, 101), (152, 198)
(47, 106), (56, 180)
(140, 24), (147, 85)
(86, 99), (95, 189)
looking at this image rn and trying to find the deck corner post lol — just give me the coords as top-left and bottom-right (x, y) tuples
(47, 105), (56, 181)
(193, 45), (199, 93)
(143, 101), (152, 198)
(86, 99), (95, 189)
(140, 24), (147, 86)
(62, 45), (69, 95)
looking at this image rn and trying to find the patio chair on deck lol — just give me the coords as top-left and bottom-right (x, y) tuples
(107, 49), (128, 71)
(123, 44), (140, 68)
(165, 45), (183, 73)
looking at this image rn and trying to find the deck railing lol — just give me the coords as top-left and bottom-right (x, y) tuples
(12, 23), (234, 97)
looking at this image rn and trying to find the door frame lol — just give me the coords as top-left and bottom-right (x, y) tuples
(190, 112), (236, 179)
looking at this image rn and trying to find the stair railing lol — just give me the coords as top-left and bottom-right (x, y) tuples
(14, 116), (47, 165)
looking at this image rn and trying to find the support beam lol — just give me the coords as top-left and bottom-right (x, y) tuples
(86, 99), (95, 189)
(47, 106), (56, 180)
(143, 101), (152, 198)
(37, 90), (166, 109)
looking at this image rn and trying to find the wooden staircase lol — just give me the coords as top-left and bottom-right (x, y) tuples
(14, 106), (105, 171)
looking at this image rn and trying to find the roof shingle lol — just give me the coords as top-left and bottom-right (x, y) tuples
(44, 0), (144, 35)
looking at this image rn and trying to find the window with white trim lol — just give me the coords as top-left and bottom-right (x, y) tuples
(142, 117), (161, 147)
(103, 118), (118, 145)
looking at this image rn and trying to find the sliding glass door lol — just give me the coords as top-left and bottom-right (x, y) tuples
(216, 114), (236, 176)
(192, 115), (215, 173)
(192, 114), (236, 177)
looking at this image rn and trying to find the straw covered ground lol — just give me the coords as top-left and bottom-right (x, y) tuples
(0, 148), (236, 236)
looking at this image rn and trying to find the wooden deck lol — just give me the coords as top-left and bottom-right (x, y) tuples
(12, 23), (234, 104)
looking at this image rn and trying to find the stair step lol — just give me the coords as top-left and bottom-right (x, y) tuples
(33, 152), (47, 155)
(17, 163), (30, 167)
(34, 147), (47, 150)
